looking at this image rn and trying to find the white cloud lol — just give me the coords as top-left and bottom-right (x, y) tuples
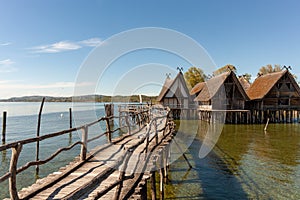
(0, 59), (17, 73)
(30, 37), (103, 53)
(0, 42), (12, 46)
(0, 59), (14, 65)
(31, 41), (82, 53)
(0, 42), (11, 46)
(80, 38), (103, 47)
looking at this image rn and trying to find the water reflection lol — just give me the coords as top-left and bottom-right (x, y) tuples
(165, 121), (300, 199)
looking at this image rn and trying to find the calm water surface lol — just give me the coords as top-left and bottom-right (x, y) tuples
(165, 121), (300, 199)
(1, 103), (300, 199)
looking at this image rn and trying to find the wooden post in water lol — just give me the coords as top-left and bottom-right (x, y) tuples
(36, 97), (45, 175)
(69, 108), (72, 142)
(105, 104), (114, 126)
(2, 111), (7, 144)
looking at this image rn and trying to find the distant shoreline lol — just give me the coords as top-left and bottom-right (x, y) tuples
(0, 95), (158, 103)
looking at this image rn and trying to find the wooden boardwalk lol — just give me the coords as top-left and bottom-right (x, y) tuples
(1, 105), (175, 200)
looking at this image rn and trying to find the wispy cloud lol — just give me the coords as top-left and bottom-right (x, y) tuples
(31, 41), (81, 53)
(0, 42), (12, 46)
(80, 38), (103, 47)
(30, 37), (102, 53)
(0, 59), (17, 73)
(0, 59), (14, 65)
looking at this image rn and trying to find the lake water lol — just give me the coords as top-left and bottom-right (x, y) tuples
(0, 102), (300, 199)
(165, 121), (300, 199)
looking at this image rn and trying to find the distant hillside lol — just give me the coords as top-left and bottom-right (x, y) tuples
(0, 95), (158, 103)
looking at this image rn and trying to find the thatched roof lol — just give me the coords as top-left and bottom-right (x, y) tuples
(246, 70), (300, 100)
(194, 71), (249, 102)
(238, 76), (251, 91)
(157, 77), (173, 102)
(190, 82), (206, 95)
(157, 72), (191, 102)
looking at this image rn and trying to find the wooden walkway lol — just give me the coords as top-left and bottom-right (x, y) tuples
(1, 105), (175, 200)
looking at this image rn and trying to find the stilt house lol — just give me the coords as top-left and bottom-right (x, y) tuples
(246, 69), (300, 123)
(194, 70), (249, 110)
(157, 71), (195, 119)
(194, 70), (250, 123)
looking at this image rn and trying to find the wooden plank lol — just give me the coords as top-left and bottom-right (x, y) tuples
(15, 109), (173, 200)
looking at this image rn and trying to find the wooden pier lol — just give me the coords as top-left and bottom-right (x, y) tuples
(0, 104), (175, 200)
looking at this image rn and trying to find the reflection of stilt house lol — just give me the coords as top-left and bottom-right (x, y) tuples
(246, 69), (300, 123)
(193, 71), (250, 123)
(157, 72), (196, 119)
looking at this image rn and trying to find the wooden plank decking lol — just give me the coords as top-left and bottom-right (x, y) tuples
(16, 112), (174, 200)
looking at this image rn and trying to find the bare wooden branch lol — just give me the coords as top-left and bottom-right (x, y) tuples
(0, 172), (11, 183)
(87, 132), (107, 143)
(9, 143), (22, 200)
(17, 141), (83, 174)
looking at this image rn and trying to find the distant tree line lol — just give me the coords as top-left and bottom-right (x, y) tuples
(0, 95), (158, 103)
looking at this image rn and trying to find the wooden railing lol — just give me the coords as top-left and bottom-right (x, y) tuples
(0, 105), (163, 200)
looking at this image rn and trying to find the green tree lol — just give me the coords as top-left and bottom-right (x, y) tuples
(258, 64), (281, 76)
(242, 73), (252, 83)
(213, 64), (237, 76)
(184, 66), (207, 89)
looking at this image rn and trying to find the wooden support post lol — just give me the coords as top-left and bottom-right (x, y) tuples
(36, 97), (45, 175)
(9, 143), (22, 200)
(159, 152), (164, 200)
(2, 111), (7, 144)
(163, 145), (169, 181)
(150, 165), (157, 200)
(155, 119), (158, 145)
(105, 118), (112, 143)
(80, 126), (88, 161)
(125, 114), (131, 135)
(145, 127), (150, 154)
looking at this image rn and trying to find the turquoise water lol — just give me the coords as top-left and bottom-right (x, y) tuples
(1, 103), (300, 199)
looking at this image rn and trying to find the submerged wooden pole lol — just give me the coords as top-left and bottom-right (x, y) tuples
(36, 97), (45, 175)
(2, 111), (7, 144)
(264, 118), (270, 131)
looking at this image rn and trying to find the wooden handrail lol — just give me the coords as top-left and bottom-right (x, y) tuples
(16, 141), (83, 174)
(0, 104), (165, 200)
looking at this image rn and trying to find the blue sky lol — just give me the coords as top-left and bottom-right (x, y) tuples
(0, 0), (300, 98)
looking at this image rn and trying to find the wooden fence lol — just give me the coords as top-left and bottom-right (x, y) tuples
(0, 104), (167, 200)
